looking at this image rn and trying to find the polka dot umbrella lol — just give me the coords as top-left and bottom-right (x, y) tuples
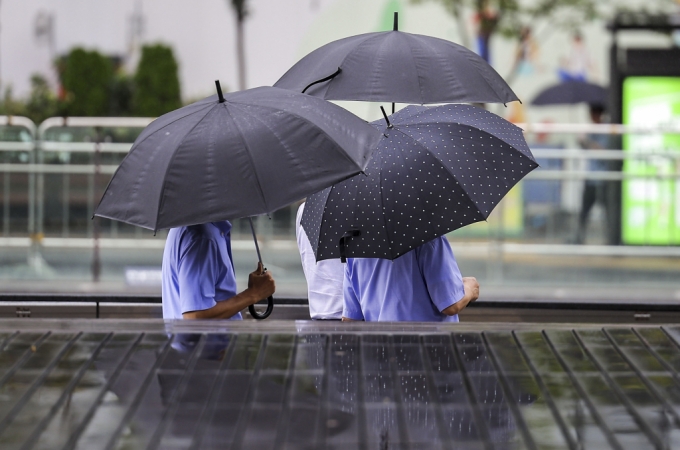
(301, 103), (539, 262)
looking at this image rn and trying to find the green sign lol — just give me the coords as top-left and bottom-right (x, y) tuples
(622, 77), (680, 245)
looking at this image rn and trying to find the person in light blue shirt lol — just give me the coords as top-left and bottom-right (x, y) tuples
(342, 236), (479, 322)
(162, 221), (275, 320)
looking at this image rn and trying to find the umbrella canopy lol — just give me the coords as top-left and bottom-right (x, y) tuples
(301, 104), (538, 261)
(531, 80), (608, 106)
(94, 85), (382, 232)
(274, 14), (518, 105)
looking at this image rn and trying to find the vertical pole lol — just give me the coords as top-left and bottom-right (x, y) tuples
(92, 127), (101, 282)
(0, 0), (3, 93)
(3, 150), (9, 235)
(235, 13), (247, 90)
(609, 26), (623, 245)
(36, 134), (44, 252)
(27, 119), (50, 276)
(28, 131), (47, 274)
(27, 139), (35, 261)
(62, 171), (69, 237)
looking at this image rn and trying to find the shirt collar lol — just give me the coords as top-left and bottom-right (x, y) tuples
(211, 220), (232, 235)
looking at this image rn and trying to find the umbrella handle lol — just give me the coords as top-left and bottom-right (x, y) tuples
(248, 295), (274, 320)
(339, 229), (361, 263)
(302, 67), (342, 94)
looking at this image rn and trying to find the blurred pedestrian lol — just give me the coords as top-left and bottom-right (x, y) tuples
(295, 202), (344, 320)
(558, 31), (596, 82)
(341, 236), (479, 322)
(507, 26), (540, 84)
(574, 104), (615, 244)
(161, 221), (275, 319)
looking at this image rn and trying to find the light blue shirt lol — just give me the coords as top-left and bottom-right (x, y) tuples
(343, 236), (465, 322)
(161, 221), (241, 320)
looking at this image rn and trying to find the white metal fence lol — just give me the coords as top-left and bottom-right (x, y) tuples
(1, 116), (680, 262)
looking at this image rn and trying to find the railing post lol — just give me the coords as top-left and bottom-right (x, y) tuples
(92, 127), (101, 282)
(26, 117), (50, 275)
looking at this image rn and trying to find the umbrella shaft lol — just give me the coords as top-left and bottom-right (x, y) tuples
(248, 217), (263, 265)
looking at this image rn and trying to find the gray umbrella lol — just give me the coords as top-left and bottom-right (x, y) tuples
(274, 13), (519, 106)
(531, 80), (608, 107)
(301, 104), (538, 262)
(95, 84), (381, 231)
(95, 83), (382, 318)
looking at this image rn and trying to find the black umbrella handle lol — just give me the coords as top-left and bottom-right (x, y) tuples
(248, 295), (274, 320)
(302, 67), (342, 94)
(339, 229), (361, 263)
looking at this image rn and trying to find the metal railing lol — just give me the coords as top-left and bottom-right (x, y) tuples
(1, 116), (680, 281)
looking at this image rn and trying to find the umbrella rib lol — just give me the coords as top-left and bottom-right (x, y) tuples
(463, 53), (509, 104)
(92, 212), (156, 232)
(326, 33), (381, 100)
(406, 34), (436, 103)
(229, 101), (367, 203)
(94, 103), (216, 225)
(152, 104), (219, 231)
(375, 144), (396, 259)
(221, 104), (271, 214)
(408, 33), (512, 104)
(395, 126), (489, 222)
(129, 103), (215, 152)
(426, 127), (533, 221)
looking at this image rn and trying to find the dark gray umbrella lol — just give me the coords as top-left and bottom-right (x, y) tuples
(95, 84), (381, 231)
(531, 80), (608, 107)
(95, 83), (382, 318)
(301, 104), (538, 262)
(274, 13), (518, 106)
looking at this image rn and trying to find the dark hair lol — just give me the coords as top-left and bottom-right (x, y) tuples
(589, 104), (605, 115)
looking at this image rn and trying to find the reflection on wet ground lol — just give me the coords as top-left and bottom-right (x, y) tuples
(1, 325), (680, 448)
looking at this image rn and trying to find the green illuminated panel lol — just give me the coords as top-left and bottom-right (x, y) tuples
(622, 77), (680, 244)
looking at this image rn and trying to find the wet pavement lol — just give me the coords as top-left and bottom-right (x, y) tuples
(1, 320), (680, 449)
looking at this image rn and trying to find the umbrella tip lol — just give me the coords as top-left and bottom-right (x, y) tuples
(380, 106), (393, 128)
(215, 80), (226, 103)
(393, 12), (398, 31)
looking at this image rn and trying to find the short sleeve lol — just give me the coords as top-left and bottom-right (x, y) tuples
(418, 237), (465, 313)
(342, 260), (365, 320)
(177, 237), (219, 314)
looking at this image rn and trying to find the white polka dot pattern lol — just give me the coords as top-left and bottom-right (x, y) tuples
(301, 103), (539, 261)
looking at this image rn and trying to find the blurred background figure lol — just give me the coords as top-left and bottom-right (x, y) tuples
(558, 31), (596, 83)
(506, 26), (540, 85)
(574, 104), (615, 245)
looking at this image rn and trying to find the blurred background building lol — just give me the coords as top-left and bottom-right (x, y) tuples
(0, 0), (679, 304)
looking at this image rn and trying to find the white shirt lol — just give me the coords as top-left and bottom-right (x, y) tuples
(295, 203), (344, 319)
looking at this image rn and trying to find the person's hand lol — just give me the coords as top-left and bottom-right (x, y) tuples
(248, 262), (275, 300)
(442, 276), (480, 316)
(463, 277), (480, 303)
